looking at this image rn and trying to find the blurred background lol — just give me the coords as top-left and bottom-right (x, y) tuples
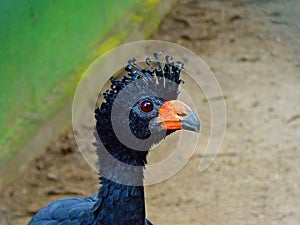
(0, 0), (299, 224)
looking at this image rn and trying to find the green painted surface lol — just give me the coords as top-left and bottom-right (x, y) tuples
(0, 0), (176, 190)
(0, 0), (141, 161)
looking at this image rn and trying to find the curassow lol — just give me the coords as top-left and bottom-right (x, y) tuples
(28, 53), (200, 225)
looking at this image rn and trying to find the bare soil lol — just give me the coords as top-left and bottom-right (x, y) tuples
(1, 0), (299, 224)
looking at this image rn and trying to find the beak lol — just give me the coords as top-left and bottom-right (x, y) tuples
(149, 100), (200, 133)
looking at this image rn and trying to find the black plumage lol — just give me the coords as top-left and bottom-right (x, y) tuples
(28, 53), (200, 225)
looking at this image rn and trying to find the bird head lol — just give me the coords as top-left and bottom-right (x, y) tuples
(95, 53), (200, 166)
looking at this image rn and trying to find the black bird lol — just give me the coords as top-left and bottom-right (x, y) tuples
(28, 53), (200, 225)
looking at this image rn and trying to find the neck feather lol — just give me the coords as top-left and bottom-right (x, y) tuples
(94, 104), (150, 224)
(93, 170), (146, 224)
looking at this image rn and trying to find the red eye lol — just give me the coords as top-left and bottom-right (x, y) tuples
(141, 101), (153, 112)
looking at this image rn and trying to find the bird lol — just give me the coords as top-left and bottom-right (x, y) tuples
(28, 52), (200, 225)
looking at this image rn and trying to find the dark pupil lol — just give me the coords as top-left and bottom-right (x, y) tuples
(141, 101), (153, 112)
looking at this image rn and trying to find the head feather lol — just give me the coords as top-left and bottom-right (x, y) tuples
(101, 52), (184, 107)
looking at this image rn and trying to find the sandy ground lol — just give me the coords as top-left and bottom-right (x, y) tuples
(1, 0), (300, 224)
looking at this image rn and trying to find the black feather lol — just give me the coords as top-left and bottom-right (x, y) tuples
(28, 53), (184, 225)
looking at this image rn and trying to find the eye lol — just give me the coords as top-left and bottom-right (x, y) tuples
(140, 100), (153, 113)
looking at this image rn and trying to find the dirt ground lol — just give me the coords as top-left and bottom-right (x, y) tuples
(1, 0), (300, 224)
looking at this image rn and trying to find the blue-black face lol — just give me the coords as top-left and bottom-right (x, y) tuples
(129, 96), (165, 139)
(129, 96), (200, 140)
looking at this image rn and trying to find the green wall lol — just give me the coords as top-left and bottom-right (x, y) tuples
(0, 0), (141, 169)
(0, 0), (176, 190)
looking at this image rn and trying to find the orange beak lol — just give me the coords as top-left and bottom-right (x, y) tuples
(149, 100), (200, 133)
